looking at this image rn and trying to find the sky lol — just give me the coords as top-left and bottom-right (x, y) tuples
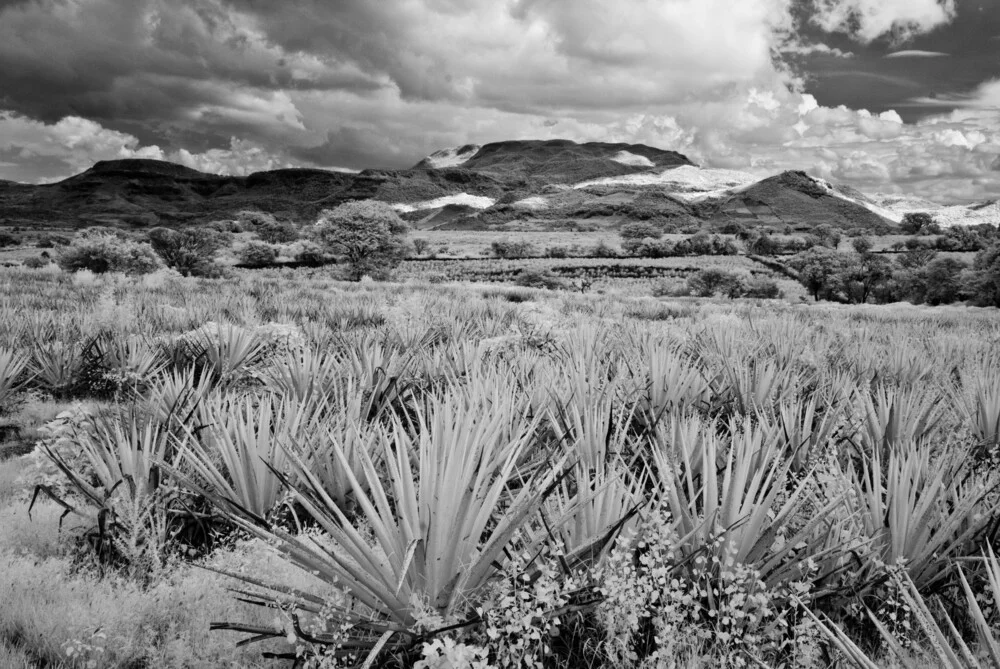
(0, 0), (998, 203)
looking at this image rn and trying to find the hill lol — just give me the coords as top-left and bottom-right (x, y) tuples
(0, 140), (919, 233)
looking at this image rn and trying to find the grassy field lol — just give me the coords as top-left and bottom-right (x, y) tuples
(1, 266), (999, 667)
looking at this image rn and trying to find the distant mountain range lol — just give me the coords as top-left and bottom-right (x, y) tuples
(0, 139), (993, 231)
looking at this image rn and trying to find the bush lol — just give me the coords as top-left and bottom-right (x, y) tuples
(22, 256), (49, 269)
(0, 232), (19, 248)
(314, 200), (409, 280)
(412, 238), (430, 256)
(515, 268), (565, 290)
(237, 241), (280, 266)
(490, 240), (535, 258)
(256, 220), (299, 244)
(147, 227), (225, 277)
(686, 268), (747, 298)
(544, 245), (569, 258)
(620, 222), (663, 240)
(36, 234), (71, 248)
(743, 277), (783, 299)
(57, 233), (163, 275)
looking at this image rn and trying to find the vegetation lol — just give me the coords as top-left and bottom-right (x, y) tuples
(56, 231), (162, 275)
(314, 200), (410, 280)
(0, 265), (998, 668)
(147, 227), (226, 277)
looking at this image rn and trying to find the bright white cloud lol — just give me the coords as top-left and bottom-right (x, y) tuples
(809, 0), (957, 43)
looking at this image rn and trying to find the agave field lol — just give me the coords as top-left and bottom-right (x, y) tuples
(1, 266), (1000, 668)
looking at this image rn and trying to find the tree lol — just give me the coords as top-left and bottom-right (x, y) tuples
(238, 241), (280, 266)
(965, 242), (1000, 307)
(788, 247), (846, 301)
(412, 238), (430, 256)
(57, 233), (162, 275)
(314, 201), (409, 280)
(687, 269), (747, 298)
(147, 227), (225, 277)
(922, 257), (968, 305)
(841, 252), (893, 303)
(901, 212), (935, 235)
(619, 222), (663, 240)
(256, 220), (299, 244)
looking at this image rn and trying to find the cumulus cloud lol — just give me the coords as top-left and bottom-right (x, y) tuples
(0, 0), (995, 202)
(808, 0), (958, 44)
(0, 112), (293, 181)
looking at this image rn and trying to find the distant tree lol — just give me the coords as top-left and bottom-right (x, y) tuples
(490, 240), (535, 259)
(238, 241), (280, 266)
(687, 269), (747, 298)
(965, 242), (1000, 307)
(58, 233), (162, 275)
(813, 224), (841, 249)
(314, 200), (409, 280)
(788, 247), (847, 301)
(747, 233), (780, 256)
(147, 227), (225, 277)
(922, 257), (969, 305)
(256, 220), (299, 244)
(841, 252), (893, 303)
(0, 232), (19, 248)
(619, 222), (663, 240)
(412, 238), (430, 256)
(851, 236), (874, 255)
(901, 212), (935, 235)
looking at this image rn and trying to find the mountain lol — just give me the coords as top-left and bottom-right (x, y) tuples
(0, 139), (934, 233)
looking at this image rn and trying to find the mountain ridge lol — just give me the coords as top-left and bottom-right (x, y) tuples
(0, 139), (961, 232)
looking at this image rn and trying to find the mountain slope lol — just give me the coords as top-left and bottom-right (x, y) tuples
(0, 142), (914, 233)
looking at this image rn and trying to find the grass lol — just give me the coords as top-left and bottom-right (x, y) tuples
(0, 265), (999, 667)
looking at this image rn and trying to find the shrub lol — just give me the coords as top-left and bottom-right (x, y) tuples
(36, 234), (71, 248)
(22, 256), (48, 269)
(147, 227), (225, 277)
(515, 268), (565, 290)
(256, 220), (299, 244)
(686, 268), (747, 298)
(619, 221), (663, 240)
(0, 232), (19, 248)
(412, 238), (430, 256)
(544, 245), (569, 258)
(57, 233), (163, 275)
(743, 276), (783, 299)
(490, 240), (534, 258)
(314, 200), (409, 280)
(237, 241), (280, 266)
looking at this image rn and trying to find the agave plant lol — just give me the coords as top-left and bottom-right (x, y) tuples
(652, 416), (845, 591)
(853, 383), (943, 456)
(91, 333), (166, 392)
(258, 346), (342, 406)
(809, 547), (1000, 669)
(30, 340), (84, 397)
(194, 388), (569, 662)
(954, 366), (1000, 453)
(828, 441), (996, 596)
(0, 346), (32, 412)
(180, 394), (321, 518)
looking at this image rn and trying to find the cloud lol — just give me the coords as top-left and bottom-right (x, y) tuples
(0, 0), (994, 203)
(807, 0), (958, 44)
(884, 50), (950, 58)
(0, 112), (295, 182)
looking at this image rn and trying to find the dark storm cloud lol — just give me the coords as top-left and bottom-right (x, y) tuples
(791, 0), (1000, 120)
(0, 0), (385, 135)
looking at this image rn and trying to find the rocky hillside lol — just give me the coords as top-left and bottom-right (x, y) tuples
(0, 139), (931, 232)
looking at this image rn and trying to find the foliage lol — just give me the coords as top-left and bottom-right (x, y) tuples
(491, 239), (536, 259)
(57, 233), (163, 275)
(147, 227), (226, 277)
(237, 240), (280, 266)
(315, 200), (410, 280)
